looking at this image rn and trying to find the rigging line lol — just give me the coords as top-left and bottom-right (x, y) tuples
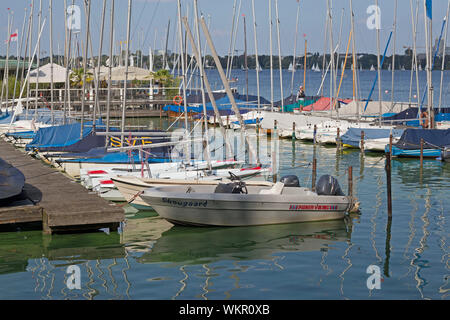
(141, 0), (162, 48)
(130, 0), (149, 43)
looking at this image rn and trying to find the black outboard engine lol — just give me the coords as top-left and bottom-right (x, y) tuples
(280, 175), (300, 188)
(315, 175), (345, 196)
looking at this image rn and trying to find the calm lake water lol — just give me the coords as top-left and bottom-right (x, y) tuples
(0, 70), (448, 300)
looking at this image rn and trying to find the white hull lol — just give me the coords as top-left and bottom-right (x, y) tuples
(141, 185), (352, 227)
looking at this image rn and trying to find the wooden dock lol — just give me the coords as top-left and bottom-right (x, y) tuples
(0, 139), (124, 234)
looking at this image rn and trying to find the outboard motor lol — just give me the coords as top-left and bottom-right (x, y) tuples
(280, 175), (300, 188)
(315, 175), (345, 196)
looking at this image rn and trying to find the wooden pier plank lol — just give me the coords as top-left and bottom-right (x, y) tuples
(0, 139), (124, 234)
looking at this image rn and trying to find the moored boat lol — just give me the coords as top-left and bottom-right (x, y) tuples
(140, 175), (355, 227)
(0, 158), (25, 205)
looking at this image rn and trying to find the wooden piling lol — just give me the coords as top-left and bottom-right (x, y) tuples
(292, 122), (296, 140)
(385, 151), (392, 218)
(312, 158), (317, 191)
(360, 130), (365, 152)
(420, 138), (424, 168)
(348, 166), (353, 197)
(336, 127), (341, 150)
(313, 124), (317, 145)
(389, 133), (393, 155)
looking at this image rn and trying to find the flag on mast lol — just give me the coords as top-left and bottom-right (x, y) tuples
(426, 0), (432, 20)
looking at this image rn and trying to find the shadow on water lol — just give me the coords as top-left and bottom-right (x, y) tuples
(135, 218), (353, 266)
(0, 231), (124, 275)
(392, 158), (450, 188)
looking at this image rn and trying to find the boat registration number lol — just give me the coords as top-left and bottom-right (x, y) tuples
(289, 204), (338, 211)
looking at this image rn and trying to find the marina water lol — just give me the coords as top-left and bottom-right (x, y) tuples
(0, 70), (448, 300)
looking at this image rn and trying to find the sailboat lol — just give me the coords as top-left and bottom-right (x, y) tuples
(288, 63), (294, 71)
(370, 65), (376, 71)
(312, 63), (321, 72)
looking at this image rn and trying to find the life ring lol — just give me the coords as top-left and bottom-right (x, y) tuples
(173, 95), (183, 106)
(421, 111), (429, 128)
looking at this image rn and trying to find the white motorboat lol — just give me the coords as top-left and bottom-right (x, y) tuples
(140, 175), (355, 226)
(111, 168), (271, 210)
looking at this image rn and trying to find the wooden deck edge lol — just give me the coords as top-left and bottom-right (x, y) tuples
(0, 205), (43, 225)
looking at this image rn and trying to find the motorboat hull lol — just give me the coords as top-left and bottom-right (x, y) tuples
(141, 185), (352, 227)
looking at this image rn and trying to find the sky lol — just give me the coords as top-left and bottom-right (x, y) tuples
(0, 0), (449, 58)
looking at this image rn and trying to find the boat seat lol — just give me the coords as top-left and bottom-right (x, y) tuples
(259, 182), (285, 195)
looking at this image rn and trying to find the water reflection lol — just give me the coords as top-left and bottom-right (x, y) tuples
(136, 219), (352, 266)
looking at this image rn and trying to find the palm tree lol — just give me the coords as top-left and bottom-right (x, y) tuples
(69, 68), (94, 88)
(147, 69), (180, 99)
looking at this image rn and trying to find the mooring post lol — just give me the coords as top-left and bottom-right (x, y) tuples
(385, 150), (392, 218)
(336, 127), (341, 150)
(313, 124), (317, 145)
(292, 122), (296, 140)
(361, 130), (365, 153)
(312, 157), (317, 191)
(348, 166), (353, 197)
(420, 138), (424, 168)
(389, 133), (393, 155)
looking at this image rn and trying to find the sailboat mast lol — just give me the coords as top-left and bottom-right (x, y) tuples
(93, 0), (107, 132)
(423, 0), (433, 127)
(193, 0), (212, 170)
(177, 0), (190, 163)
(35, 0), (42, 117)
(349, 0), (360, 123)
(12, 7), (28, 110)
(251, 0), (261, 110)
(2, 11), (12, 112)
(80, 0), (91, 138)
(275, 0), (284, 111)
(390, 0), (397, 112)
(226, 0), (237, 80)
(106, 0), (115, 141)
(439, 0), (450, 113)
(269, 0), (274, 111)
(290, 0), (300, 97)
(120, 0), (132, 148)
(327, 0), (335, 118)
(243, 14), (248, 101)
(49, 0), (54, 124)
(27, 0), (34, 117)
(375, 0), (382, 126)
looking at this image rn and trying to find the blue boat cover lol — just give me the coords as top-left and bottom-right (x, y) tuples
(26, 122), (95, 151)
(394, 129), (450, 150)
(341, 128), (405, 147)
(382, 107), (450, 126)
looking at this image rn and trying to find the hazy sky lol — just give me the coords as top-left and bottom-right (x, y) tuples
(0, 0), (449, 57)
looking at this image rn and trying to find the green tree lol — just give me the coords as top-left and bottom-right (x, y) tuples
(69, 68), (93, 88)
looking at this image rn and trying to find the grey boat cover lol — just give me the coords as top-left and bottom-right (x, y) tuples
(0, 158), (25, 202)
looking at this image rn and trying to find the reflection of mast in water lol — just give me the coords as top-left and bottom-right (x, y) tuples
(96, 259), (109, 295)
(122, 252), (132, 299)
(83, 262), (97, 300)
(400, 190), (418, 279)
(173, 265), (189, 300)
(370, 175), (384, 264)
(107, 258), (119, 296)
(411, 187), (432, 299)
(339, 242), (354, 297)
(437, 197), (448, 298)
(200, 264), (212, 300)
